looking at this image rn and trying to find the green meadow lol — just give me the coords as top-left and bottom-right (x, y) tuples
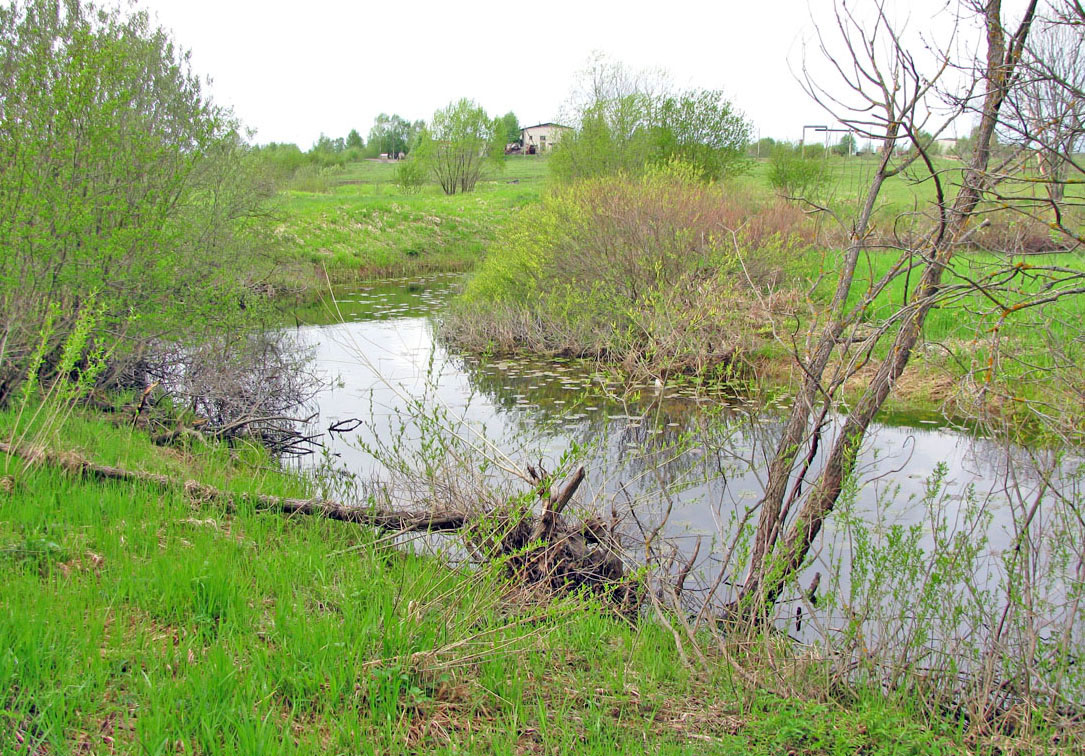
(273, 154), (952, 290)
(0, 408), (971, 754)
(271, 156), (549, 289)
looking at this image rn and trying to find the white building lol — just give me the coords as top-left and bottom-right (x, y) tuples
(520, 123), (571, 154)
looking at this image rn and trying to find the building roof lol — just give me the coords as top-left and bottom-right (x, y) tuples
(521, 122), (572, 131)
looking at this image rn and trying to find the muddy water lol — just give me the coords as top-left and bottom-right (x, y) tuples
(291, 274), (1078, 612)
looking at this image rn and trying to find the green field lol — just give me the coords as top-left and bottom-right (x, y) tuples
(271, 155), (951, 288)
(274, 152), (1080, 292)
(269, 153), (999, 285)
(271, 156), (550, 290)
(0, 409), (971, 754)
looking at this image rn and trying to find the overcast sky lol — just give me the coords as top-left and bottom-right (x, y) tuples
(130, 0), (984, 149)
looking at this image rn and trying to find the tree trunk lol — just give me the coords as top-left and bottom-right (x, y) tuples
(735, 0), (1040, 619)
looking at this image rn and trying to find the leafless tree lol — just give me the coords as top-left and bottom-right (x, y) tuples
(1003, 19), (1085, 203)
(728, 0), (1085, 623)
(559, 52), (673, 129)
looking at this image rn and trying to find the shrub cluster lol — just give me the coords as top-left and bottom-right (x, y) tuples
(445, 163), (814, 378)
(767, 145), (830, 200)
(410, 99), (505, 195)
(250, 142), (365, 193)
(0, 0), (288, 407)
(550, 89), (751, 184)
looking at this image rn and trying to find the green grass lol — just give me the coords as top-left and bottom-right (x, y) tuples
(271, 156), (550, 290)
(0, 408), (975, 754)
(806, 244), (1085, 429)
(745, 156), (1084, 423)
(739, 152), (1085, 223)
(729, 155), (949, 215)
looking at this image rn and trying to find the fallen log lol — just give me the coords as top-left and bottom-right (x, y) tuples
(0, 441), (638, 608)
(0, 440), (473, 531)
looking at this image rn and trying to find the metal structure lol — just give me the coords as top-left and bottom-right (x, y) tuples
(801, 124), (855, 156)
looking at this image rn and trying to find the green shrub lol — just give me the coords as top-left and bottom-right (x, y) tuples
(767, 145), (830, 199)
(395, 157), (428, 194)
(0, 0), (285, 407)
(414, 99), (504, 195)
(287, 164), (343, 193)
(447, 165), (813, 377)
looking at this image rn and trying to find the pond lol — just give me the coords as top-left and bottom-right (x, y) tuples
(288, 273), (1084, 679)
(291, 276), (1067, 534)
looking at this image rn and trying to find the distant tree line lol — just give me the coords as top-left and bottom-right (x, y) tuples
(250, 109), (522, 193)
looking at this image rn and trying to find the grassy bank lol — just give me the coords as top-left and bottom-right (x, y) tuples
(269, 156), (549, 294)
(443, 161), (1083, 435)
(267, 154), (947, 294)
(0, 409), (984, 754)
(267, 153), (946, 290)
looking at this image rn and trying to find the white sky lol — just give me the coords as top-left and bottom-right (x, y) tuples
(130, 0), (989, 149)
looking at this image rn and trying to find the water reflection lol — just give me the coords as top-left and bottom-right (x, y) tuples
(287, 273), (1084, 702)
(290, 274), (1045, 546)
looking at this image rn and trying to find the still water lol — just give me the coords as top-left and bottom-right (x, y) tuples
(286, 273), (1084, 698)
(290, 275), (1062, 572)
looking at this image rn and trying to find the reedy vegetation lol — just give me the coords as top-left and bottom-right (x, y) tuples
(446, 162), (815, 379)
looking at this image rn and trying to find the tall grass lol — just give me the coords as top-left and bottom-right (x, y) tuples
(0, 408), (974, 754)
(3, 300), (109, 476)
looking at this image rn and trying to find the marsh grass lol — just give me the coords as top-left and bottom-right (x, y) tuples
(0, 405), (990, 754)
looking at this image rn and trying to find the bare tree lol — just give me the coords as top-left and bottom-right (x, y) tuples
(726, 0), (1085, 621)
(559, 52), (673, 129)
(1004, 19), (1085, 203)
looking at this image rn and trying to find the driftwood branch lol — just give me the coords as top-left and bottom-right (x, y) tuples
(0, 441), (471, 531)
(1, 443), (637, 608)
(550, 466), (585, 516)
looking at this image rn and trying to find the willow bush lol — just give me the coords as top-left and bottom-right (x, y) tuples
(445, 162), (814, 378)
(0, 0), (280, 404)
